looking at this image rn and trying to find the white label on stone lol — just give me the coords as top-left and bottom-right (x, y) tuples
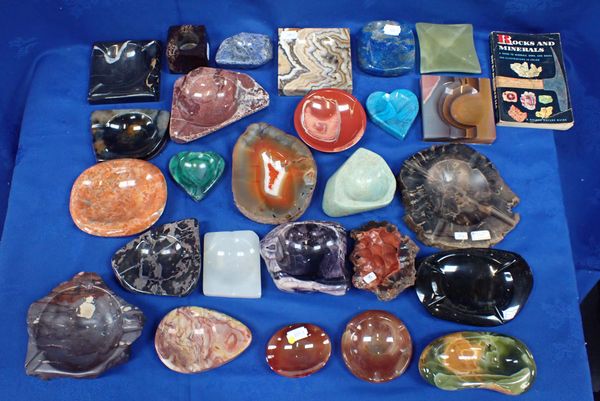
(280, 30), (298, 41)
(286, 326), (308, 344)
(454, 232), (469, 240)
(383, 24), (401, 36)
(363, 272), (377, 284)
(471, 230), (491, 241)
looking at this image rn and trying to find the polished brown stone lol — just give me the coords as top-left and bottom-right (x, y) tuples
(266, 323), (331, 378)
(341, 310), (412, 383)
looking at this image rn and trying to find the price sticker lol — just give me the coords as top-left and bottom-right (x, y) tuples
(454, 232), (469, 240)
(383, 24), (401, 36)
(363, 272), (377, 284)
(286, 326), (309, 344)
(280, 30), (298, 41)
(471, 230), (491, 241)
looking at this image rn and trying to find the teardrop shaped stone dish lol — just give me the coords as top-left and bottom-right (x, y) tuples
(70, 159), (167, 237)
(90, 109), (169, 162)
(416, 248), (533, 326)
(155, 306), (252, 374)
(25, 272), (145, 379)
(341, 310), (412, 383)
(169, 151), (225, 201)
(398, 144), (519, 249)
(419, 331), (536, 395)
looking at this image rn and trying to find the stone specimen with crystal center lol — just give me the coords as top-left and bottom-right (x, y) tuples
(350, 221), (419, 301)
(260, 221), (349, 296)
(357, 21), (415, 76)
(25, 272), (144, 379)
(232, 123), (317, 224)
(216, 32), (272, 68)
(169, 151), (225, 201)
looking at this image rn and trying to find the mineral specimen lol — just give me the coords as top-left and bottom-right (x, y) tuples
(419, 332), (536, 395)
(155, 306), (251, 374)
(170, 67), (269, 143)
(366, 89), (419, 140)
(502, 90), (517, 102)
(232, 123), (317, 224)
(508, 104), (528, 122)
(510, 61), (542, 78)
(25, 272), (144, 379)
(520, 91), (536, 110)
(111, 218), (201, 296)
(357, 20), (415, 76)
(278, 28), (352, 96)
(398, 144), (520, 249)
(349, 221), (419, 301)
(90, 109), (169, 162)
(416, 249), (533, 326)
(216, 32), (272, 68)
(266, 323), (331, 378)
(341, 310), (412, 383)
(260, 221), (349, 296)
(169, 151), (225, 201)
(166, 25), (209, 74)
(203, 230), (261, 298)
(88, 40), (161, 104)
(538, 94), (553, 104)
(536, 106), (554, 119)
(69, 159), (167, 237)
(322, 148), (395, 217)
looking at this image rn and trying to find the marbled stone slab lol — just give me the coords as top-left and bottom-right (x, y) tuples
(278, 28), (352, 96)
(357, 21), (415, 76)
(216, 32), (272, 68)
(166, 25), (209, 73)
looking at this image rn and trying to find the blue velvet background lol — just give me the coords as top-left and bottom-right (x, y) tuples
(0, 1), (598, 400)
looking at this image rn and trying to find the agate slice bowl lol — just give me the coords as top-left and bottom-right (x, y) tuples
(416, 248), (533, 326)
(25, 272), (144, 379)
(398, 144), (519, 249)
(70, 159), (167, 237)
(341, 311), (412, 383)
(90, 109), (170, 161)
(294, 88), (366, 152)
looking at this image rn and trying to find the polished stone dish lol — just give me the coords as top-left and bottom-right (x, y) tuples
(90, 109), (169, 161)
(266, 323), (331, 378)
(419, 332), (536, 395)
(155, 306), (252, 374)
(25, 272), (144, 379)
(111, 219), (201, 296)
(366, 89), (419, 140)
(260, 221), (349, 296)
(69, 159), (167, 237)
(416, 248), (533, 326)
(398, 144), (520, 249)
(232, 123), (317, 224)
(169, 151), (225, 201)
(341, 310), (412, 383)
(170, 67), (269, 143)
(357, 20), (415, 76)
(166, 25), (209, 73)
(88, 40), (161, 104)
(216, 32), (272, 68)
(350, 221), (419, 301)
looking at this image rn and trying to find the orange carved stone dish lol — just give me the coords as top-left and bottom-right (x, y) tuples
(232, 123), (317, 224)
(69, 159), (167, 237)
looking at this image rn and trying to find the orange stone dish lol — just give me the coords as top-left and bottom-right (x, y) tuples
(69, 159), (167, 237)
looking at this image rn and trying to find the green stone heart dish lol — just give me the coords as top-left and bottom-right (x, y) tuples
(169, 151), (225, 201)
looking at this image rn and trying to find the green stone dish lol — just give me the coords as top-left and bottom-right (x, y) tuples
(169, 151), (225, 201)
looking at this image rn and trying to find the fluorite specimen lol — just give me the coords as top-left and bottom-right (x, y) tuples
(322, 148), (395, 217)
(69, 159), (167, 237)
(419, 332), (536, 395)
(88, 40), (161, 104)
(350, 221), (419, 301)
(90, 109), (169, 161)
(415, 23), (481, 74)
(232, 123), (317, 224)
(278, 28), (352, 96)
(203, 231), (261, 298)
(170, 67), (269, 143)
(341, 310), (412, 383)
(155, 306), (251, 374)
(416, 248), (533, 326)
(111, 218), (201, 296)
(398, 144), (520, 249)
(169, 151), (225, 201)
(260, 221), (349, 296)
(357, 21), (415, 76)
(216, 32), (272, 68)
(166, 25), (209, 74)
(266, 323), (331, 378)
(366, 89), (419, 140)
(25, 272), (144, 379)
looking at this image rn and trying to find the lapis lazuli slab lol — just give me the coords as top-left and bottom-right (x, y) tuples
(216, 32), (272, 69)
(366, 89), (419, 140)
(357, 21), (415, 77)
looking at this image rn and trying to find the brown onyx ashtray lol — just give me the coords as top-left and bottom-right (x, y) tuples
(398, 144), (519, 249)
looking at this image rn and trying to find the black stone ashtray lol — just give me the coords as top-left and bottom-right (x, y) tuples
(166, 25), (209, 73)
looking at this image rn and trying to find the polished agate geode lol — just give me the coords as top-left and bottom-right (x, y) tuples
(232, 123), (317, 224)
(350, 221), (419, 301)
(398, 144), (520, 249)
(25, 272), (144, 379)
(260, 221), (349, 296)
